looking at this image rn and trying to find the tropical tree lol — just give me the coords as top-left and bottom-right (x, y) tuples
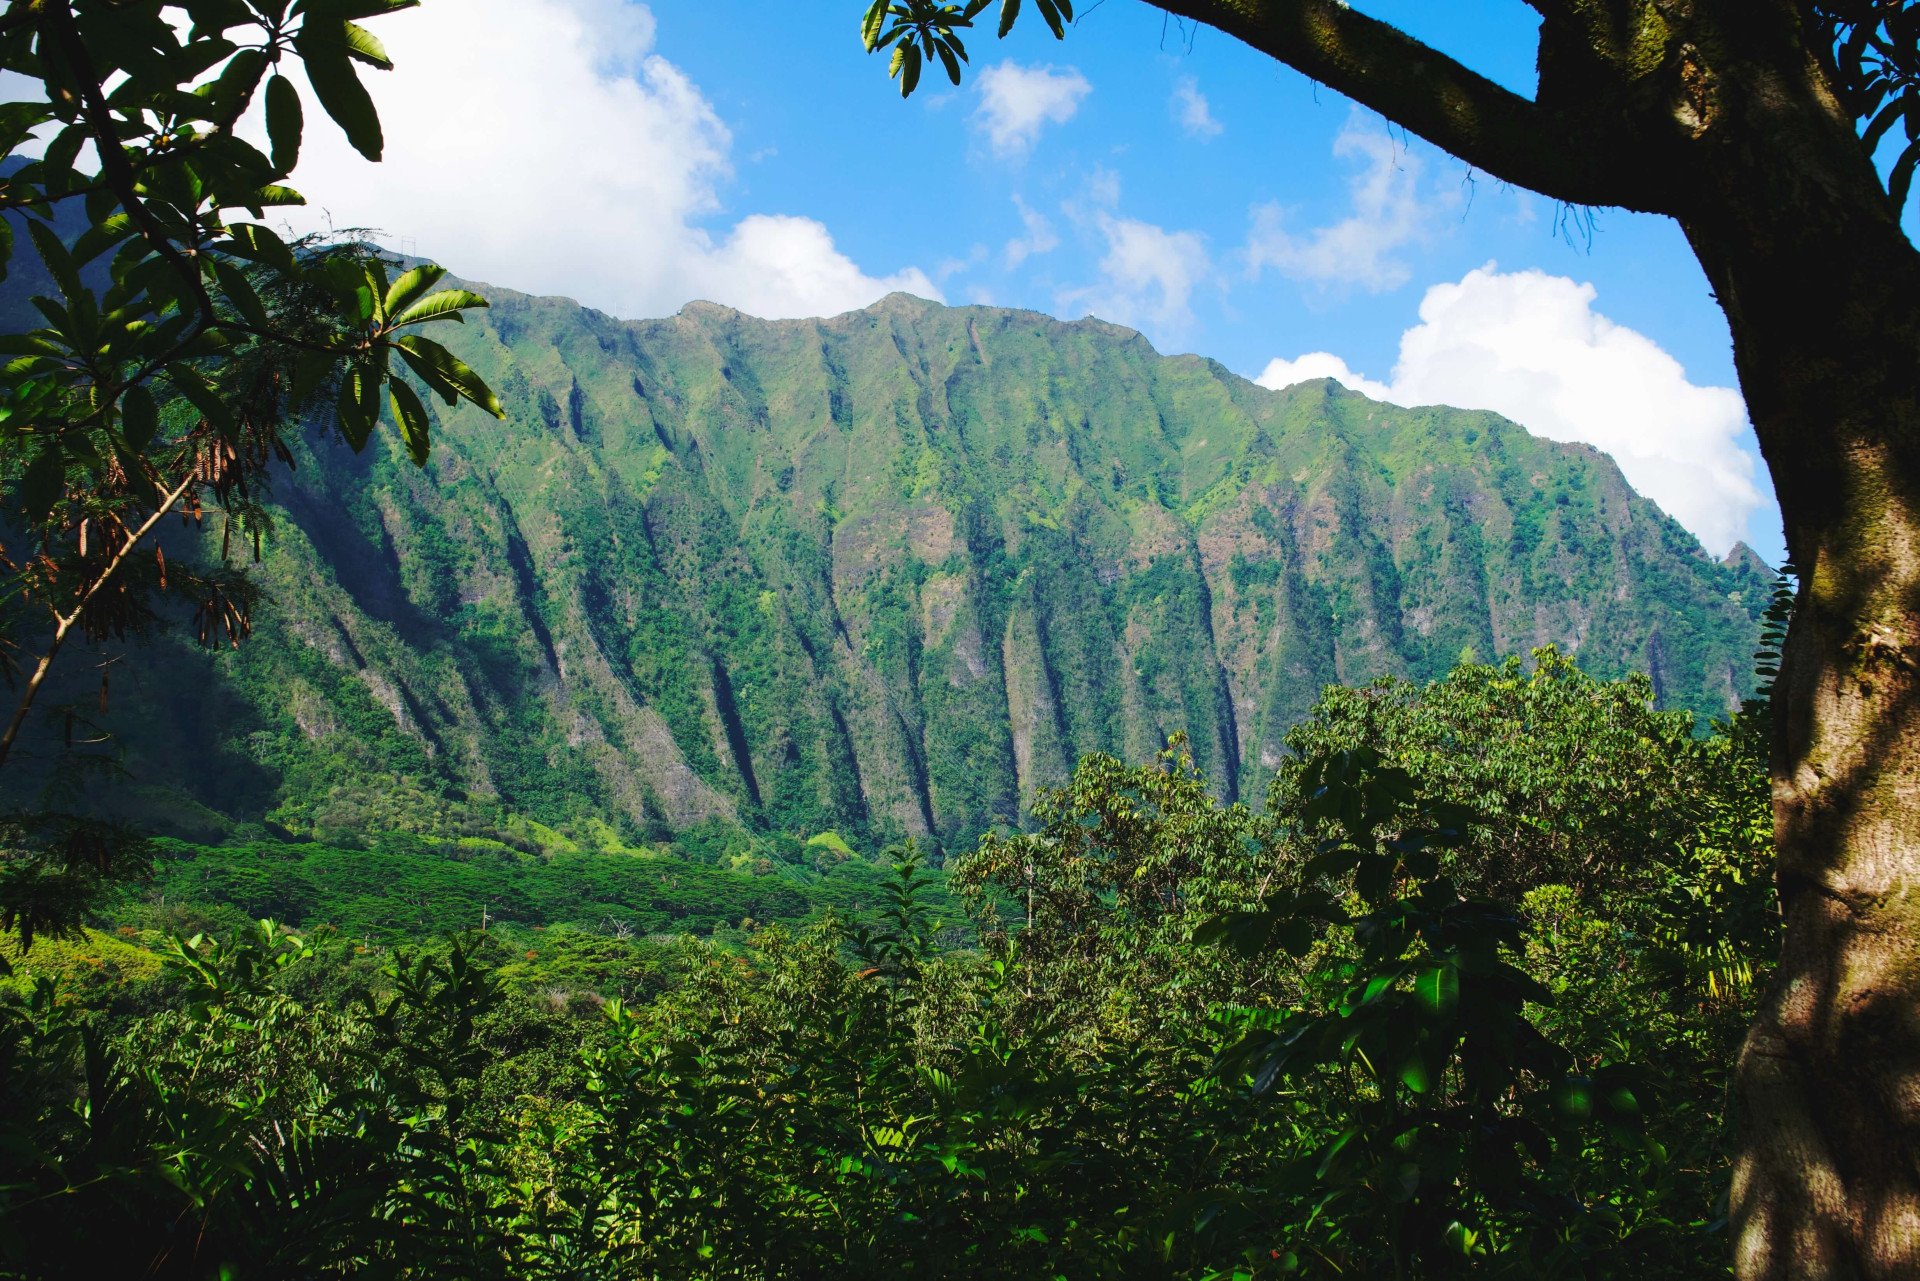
(0, 0), (503, 952)
(857, 2), (1920, 1274)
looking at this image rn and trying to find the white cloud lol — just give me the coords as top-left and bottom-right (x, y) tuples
(973, 61), (1092, 157)
(1063, 213), (1210, 336)
(1245, 111), (1447, 293)
(247, 0), (935, 320)
(1004, 195), (1059, 269)
(1255, 264), (1762, 555)
(1255, 352), (1391, 401)
(1171, 76), (1222, 139)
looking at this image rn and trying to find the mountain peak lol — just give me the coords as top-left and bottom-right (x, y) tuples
(1722, 541), (1775, 575)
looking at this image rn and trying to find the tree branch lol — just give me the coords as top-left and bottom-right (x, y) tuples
(1147, 0), (1678, 212)
(0, 471), (196, 774)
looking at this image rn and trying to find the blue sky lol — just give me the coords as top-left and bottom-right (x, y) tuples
(269, 0), (1797, 563)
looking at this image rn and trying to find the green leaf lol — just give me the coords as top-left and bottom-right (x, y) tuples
(896, 43), (922, 96)
(292, 347), (337, 409)
(390, 288), (486, 328)
(302, 51), (384, 161)
(265, 73), (304, 174)
(862, 0), (889, 49)
(121, 384), (160, 452)
(1550, 1076), (1595, 1121)
(337, 359), (381, 450)
(338, 20), (394, 68)
(383, 263), (445, 317)
(1302, 845), (1363, 883)
(1413, 963), (1459, 1019)
(0, 103), (52, 160)
(0, 217), (12, 285)
(999, 0), (1021, 38)
(211, 258), (273, 331)
(1273, 916), (1314, 959)
(394, 335), (505, 417)
(208, 47), (267, 119)
(167, 363), (238, 436)
(19, 444), (64, 524)
(235, 184), (306, 209)
(26, 221), (81, 303)
(389, 378), (431, 465)
(223, 223), (299, 276)
(71, 214), (136, 269)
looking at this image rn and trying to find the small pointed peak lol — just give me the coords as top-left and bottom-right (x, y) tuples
(1721, 541), (1773, 574)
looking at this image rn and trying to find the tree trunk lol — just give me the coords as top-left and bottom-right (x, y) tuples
(1679, 42), (1920, 1277)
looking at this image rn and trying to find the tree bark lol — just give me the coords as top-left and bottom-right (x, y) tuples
(1644, 17), (1920, 1276)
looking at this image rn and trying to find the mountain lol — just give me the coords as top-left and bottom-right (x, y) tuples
(61, 289), (1774, 856)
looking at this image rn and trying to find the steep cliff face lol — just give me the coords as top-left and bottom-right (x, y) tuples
(77, 291), (1772, 854)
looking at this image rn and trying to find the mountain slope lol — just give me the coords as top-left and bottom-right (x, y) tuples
(69, 290), (1773, 855)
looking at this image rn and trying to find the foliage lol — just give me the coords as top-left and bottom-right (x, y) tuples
(0, 0), (501, 954)
(128, 829), (955, 945)
(0, 650), (1776, 1278)
(1819, 0), (1920, 210)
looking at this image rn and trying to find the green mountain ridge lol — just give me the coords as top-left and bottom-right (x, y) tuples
(53, 287), (1772, 856)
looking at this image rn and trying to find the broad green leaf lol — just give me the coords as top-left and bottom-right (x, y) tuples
(1413, 963), (1459, 1019)
(389, 378), (431, 465)
(207, 47), (267, 120)
(26, 221), (80, 302)
(383, 264), (445, 317)
(998, 0), (1021, 38)
(236, 184), (306, 208)
(394, 335), (505, 417)
(1550, 1076), (1595, 1121)
(1302, 845), (1363, 883)
(20, 445), (64, 524)
(390, 288), (486, 328)
(121, 384), (160, 452)
(339, 20), (393, 68)
(211, 258), (272, 331)
(337, 359), (381, 450)
(265, 73), (304, 173)
(167, 363), (237, 435)
(862, 0), (889, 50)
(292, 347), (337, 409)
(1273, 916), (1314, 959)
(70, 214), (136, 269)
(0, 103), (51, 160)
(302, 50), (384, 161)
(223, 223), (299, 276)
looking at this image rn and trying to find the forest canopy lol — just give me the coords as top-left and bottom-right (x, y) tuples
(0, 650), (1781, 1277)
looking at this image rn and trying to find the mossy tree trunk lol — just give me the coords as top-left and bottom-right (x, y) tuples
(1148, 1), (1920, 1274)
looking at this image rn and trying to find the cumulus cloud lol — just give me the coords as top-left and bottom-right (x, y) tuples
(1062, 214), (1210, 335)
(1255, 352), (1390, 401)
(1004, 195), (1059, 269)
(1245, 111), (1448, 293)
(973, 61), (1092, 156)
(1255, 265), (1762, 555)
(1171, 76), (1222, 139)
(247, 0), (935, 320)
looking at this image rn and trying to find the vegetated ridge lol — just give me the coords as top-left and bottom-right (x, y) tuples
(79, 287), (1773, 856)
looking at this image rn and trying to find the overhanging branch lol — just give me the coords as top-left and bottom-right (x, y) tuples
(1149, 0), (1674, 212)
